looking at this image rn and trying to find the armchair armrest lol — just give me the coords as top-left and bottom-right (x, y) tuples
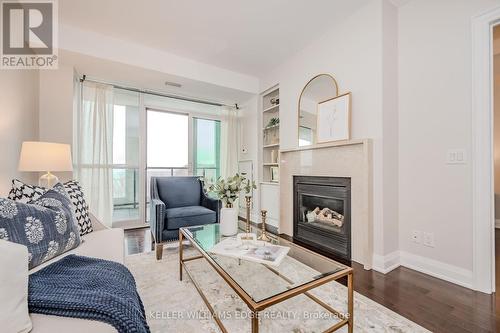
(201, 191), (221, 223)
(150, 198), (166, 243)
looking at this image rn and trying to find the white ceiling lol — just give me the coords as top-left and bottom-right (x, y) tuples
(59, 0), (370, 76)
(60, 50), (254, 104)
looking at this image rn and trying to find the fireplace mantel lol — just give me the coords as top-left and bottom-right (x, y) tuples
(280, 139), (368, 154)
(279, 138), (373, 269)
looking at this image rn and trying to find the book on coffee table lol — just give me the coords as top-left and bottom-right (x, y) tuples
(209, 237), (290, 267)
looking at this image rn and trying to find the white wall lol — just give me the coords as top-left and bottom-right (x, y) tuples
(39, 65), (74, 144)
(38, 64), (76, 182)
(255, 0), (396, 260)
(238, 95), (261, 222)
(0, 71), (40, 195)
(398, 0), (500, 282)
(495, 71), (500, 220)
(381, 0), (400, 259)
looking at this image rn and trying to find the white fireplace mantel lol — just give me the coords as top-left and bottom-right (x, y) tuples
(279, 139), (373, 269)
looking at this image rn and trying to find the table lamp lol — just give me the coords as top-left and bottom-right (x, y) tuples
(18, 141), (73, 188)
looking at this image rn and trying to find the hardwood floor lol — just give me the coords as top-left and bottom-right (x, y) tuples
(125, 228), (500, 332)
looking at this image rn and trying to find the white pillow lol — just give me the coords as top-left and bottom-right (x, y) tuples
(0, 240), (32, 333)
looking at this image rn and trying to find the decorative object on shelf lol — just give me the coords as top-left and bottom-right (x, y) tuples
(298, 74), (339, 147)
(317, 92), (352, 143)
(270, 166), (279, 182)
(204, 174), (256, 236)
(262, 86), (280, 184)
(270, 150), (277, 164)
(18, 141), (73, 188)
(257, 210), (272, 242)
(266, 117), (280, 129)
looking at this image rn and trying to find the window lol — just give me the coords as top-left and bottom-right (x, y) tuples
(77, 85), (224, 227)
(147, 110), (189, 168)
(193, 117), (221, 183)
(111, 90), (140, 225)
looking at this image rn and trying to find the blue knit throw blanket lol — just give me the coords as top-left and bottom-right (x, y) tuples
(28, 255), (150, 333)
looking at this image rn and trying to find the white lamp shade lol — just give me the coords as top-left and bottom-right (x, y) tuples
(18, 141), (73, 172)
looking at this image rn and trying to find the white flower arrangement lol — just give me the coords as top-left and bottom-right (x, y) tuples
(204, 174), (257, 208)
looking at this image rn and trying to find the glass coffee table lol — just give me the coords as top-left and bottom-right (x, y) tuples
(179, 224), (353, 333)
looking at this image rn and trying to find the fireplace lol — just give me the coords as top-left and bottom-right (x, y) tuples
(293, 176), (351, 262)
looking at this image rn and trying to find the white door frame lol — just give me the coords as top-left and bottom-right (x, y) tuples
(471, 6), (500, 294)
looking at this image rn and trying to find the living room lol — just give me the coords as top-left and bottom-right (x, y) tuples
(1, 0), (499, 332)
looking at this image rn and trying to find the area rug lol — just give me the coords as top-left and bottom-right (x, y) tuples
(125, 246), (431, 333)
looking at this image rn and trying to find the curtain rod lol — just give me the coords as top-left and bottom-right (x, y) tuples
(80, 75), (238, 109)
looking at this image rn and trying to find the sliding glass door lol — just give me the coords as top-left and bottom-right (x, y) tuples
(78, 85), (223, 228)
(145, 109), (190, 222)
(111, 89), (141, 228)
(144, 109), (222, 223)
(193, 117), (221, 183)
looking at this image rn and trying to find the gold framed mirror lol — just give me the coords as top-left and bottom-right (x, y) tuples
(298, 74), (339, 147)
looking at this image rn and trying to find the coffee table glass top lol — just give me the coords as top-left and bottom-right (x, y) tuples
(182, 224), (349, 303)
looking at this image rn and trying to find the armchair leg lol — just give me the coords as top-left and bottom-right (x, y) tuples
(155, 243), (164, 260)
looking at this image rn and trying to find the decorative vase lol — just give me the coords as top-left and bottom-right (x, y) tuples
(220, 206), (238, 236)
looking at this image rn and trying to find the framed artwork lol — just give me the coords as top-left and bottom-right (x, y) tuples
(316, 92), (351, 143)
(270, 166), (279, 182)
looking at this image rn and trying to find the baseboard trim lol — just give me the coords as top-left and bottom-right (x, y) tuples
(399, 251), (473, 290)
(372, 251), (400, 274)
(495, 219), (500, 228)
(372, 250), (473, 289)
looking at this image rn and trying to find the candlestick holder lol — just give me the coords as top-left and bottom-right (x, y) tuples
(257, 209), (272, 242)
(240, 195), (254, 240)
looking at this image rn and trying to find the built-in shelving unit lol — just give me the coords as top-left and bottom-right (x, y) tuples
(263, 104), (280, 113)
(261, 86), (280, 183)
(259, 85), (280, 231)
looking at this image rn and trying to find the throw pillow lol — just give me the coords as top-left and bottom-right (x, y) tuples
(0, 183), (82, 269)
(0, 239), (32, 333)
(63, 180), (93, 235)
(8, 179), (93, 236)
(7, 179), (45, 203)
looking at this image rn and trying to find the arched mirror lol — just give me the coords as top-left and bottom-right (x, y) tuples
(298, 74), (339, 147)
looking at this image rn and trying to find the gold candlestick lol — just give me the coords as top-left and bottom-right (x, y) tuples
(240, 195), (254, 240)
(245, 195), (252, 234)
(257, 209), (272, 242)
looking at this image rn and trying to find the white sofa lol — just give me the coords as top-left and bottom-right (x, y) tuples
(29, 215), (124, 333)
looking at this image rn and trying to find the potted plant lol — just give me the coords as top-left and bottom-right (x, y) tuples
(204, 174), (256, 236)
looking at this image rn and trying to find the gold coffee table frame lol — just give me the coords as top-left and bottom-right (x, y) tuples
(179, 228), (354, 333)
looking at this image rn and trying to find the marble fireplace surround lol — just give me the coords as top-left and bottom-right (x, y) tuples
(280, 139), (373, 269)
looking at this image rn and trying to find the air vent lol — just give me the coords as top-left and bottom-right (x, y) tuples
(165, 81), (182, 88)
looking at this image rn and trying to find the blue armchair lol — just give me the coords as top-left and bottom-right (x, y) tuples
(150, 176), (220, 259)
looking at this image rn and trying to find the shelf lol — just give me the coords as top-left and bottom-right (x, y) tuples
(263, 124), (279, 131)
(263, 104), (280, 113)
(260, 181), (280, 186)
(261, 86), (280, 189)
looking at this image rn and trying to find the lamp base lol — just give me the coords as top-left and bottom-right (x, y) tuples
(39, 172), (59, 188)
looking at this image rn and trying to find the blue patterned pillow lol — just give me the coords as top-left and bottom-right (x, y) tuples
(0, 183), (81, 269)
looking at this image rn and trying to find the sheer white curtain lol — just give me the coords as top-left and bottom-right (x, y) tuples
(74, 82), (114, 226)
(220, 106), (239, 178)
